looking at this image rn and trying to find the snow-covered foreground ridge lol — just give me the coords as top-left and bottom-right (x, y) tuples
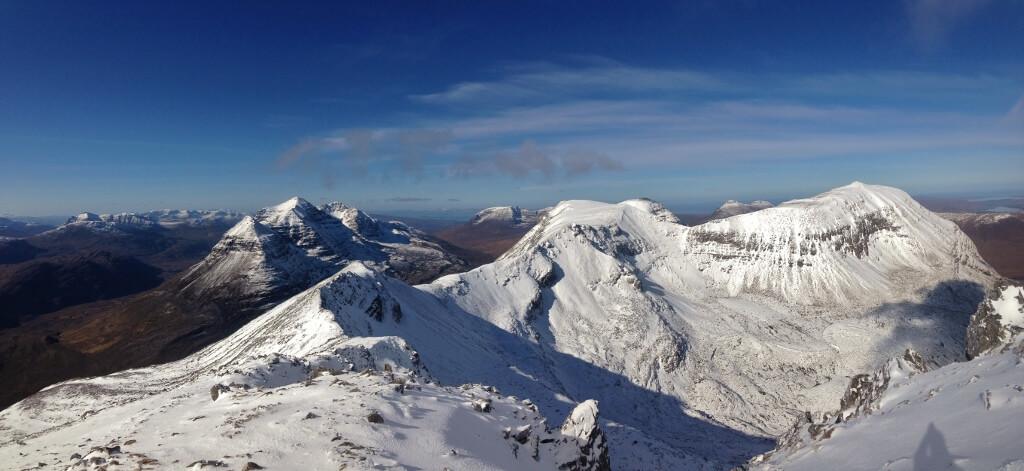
(0, 183), (999, 470)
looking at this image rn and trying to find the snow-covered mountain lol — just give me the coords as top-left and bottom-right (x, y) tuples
(425, 182), (993, 463)
(0, 183), (999, 470)
(140, 209), (245, 227)
(708, 199), (774, 220)
(751, 282), (1024, 471)
(0, 263), (610, 471)
(178, 197), (468, 308)
(50, 209), (245, 233)
(471, 206), (546, 227)
(60, 211), (157, 231)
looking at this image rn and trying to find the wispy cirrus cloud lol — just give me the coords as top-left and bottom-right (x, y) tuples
(410, 59), (725, 105)
(278, 59), (1023, 188)
(1008, 93), (1024, 121)
(449, 141), (622, 180)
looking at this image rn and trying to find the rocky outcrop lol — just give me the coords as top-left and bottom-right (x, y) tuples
(966, 280), (1024, 359)
(558, 400), (612, 471)
(750, 349), (929, 467)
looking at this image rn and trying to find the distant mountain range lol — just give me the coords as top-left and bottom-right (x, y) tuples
(0, 216), (52, 238)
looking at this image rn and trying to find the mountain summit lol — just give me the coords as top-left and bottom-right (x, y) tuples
(180, 196), (468, 306)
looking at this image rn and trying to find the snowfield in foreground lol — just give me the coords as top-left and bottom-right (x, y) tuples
(4, 337), (608, 470)
(752, 335), (1024, 471)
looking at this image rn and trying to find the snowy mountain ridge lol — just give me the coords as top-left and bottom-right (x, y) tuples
(0, 263), (611, 470)
(0, 183), (1001, 470)
(51, 209), (245, 233)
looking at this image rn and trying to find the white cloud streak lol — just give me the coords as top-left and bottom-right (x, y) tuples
(278, 61), (1023, 186)
(410, 60), (725, 104)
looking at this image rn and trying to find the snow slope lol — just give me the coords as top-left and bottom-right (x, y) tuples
(752, 332), (1024, 471)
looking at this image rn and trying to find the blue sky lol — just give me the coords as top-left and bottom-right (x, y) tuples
(1, 1), (1022, 216)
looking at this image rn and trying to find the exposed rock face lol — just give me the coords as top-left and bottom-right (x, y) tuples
(837, 349), (928, 420)
(558, 400), (612, 471)
(752, 349), (930, 466)
(966, 280), (1024, 359)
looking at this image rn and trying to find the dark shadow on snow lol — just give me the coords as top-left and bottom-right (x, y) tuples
(914, 423), (964, 471)
(866, 279), (984, 365)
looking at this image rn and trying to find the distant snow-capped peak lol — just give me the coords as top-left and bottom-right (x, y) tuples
(709, 199), (774, 220)
(320, 201), (381, 236)
(180, 197), (467, 304)
(58, 208), (244, 232)
(470, 206), (545, 227)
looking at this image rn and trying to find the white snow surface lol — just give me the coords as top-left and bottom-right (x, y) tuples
(0, 183), (1000, 470)
(753, 335), (1024, 471)
(991, 284), (1024, 329)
